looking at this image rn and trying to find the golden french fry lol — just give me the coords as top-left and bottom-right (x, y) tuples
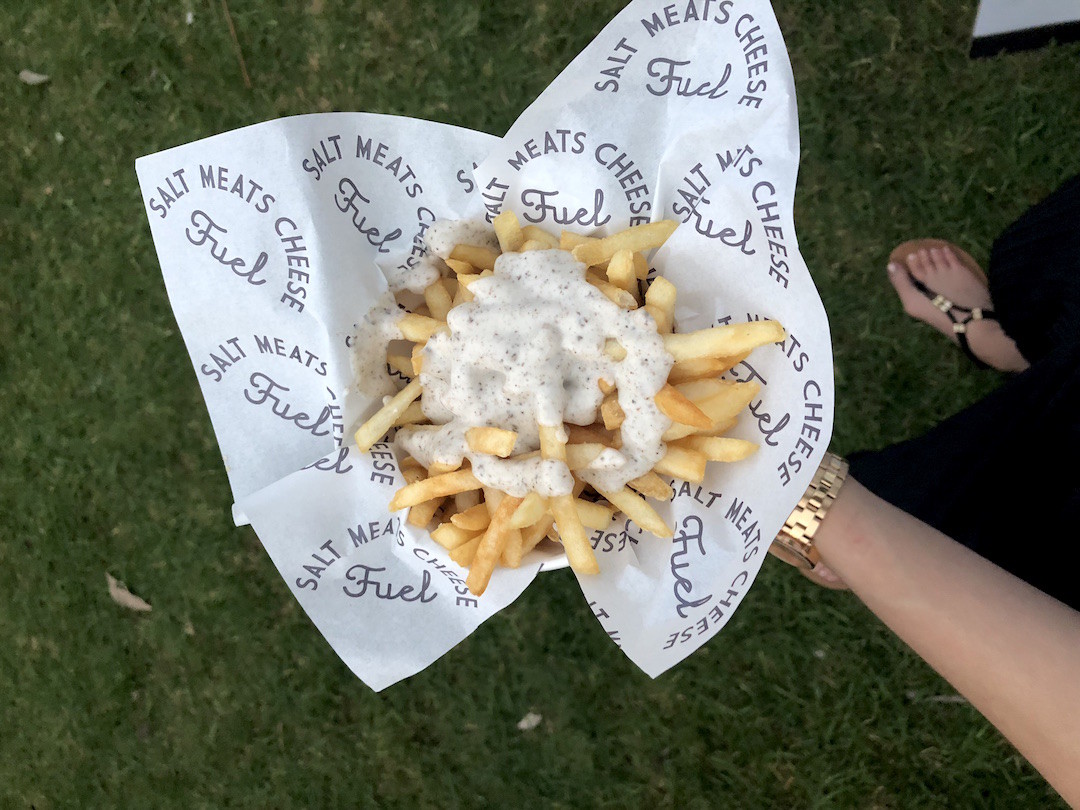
(466, 426), (518, 458)
(450, 502), (491, 531)
(387, 352), (413, 378)
(662, 320), (785, 361)
(431, 521), (483, 550)
(644, 276), (677, 333)
(519, 239), (548, 251)
(601, 395), (625, 431)
(598, 487), (673, 538)
(538, 424), (568, 462)
(444, 258), (475, 275)
(450, 243), (499, 271)
(565, 443), (605, 471)
(560, 230), (595, 251)
(574, 498), (615, 529)
(675, 436), (758, 462)
(501, 528), (525, 568)
(521, 225), (559, 249)
(550, 494), (599, 574)
(423, 279), (453, 321)
(633, 252), (649, 279)
(571, 220), (679, 267)
(606, 249), (636, 293)
(466, 494), (523, 595)
(398, 312), (447, 343)
(493, 210), (525, 253)
(653, 445), (708, 483)
(655, 383), (711, 429)
(663, 382), (760, 441)
(566, 424), (616, 446)
(450, 535), (482, 567)
(411, 343), (424, 375)
(354, 378), (423, 453)
(427, 460), (463, 476)
(407, 497), (444, 529)
(509, 492), (547, 529)
(627, 471), (673, 501)
(586, 271), (637, 309)
(603, 338), (627, 361)
(666, 354), (743, 385)
(392, 400), (427, 427)
(388, 467), (482, 511)
(520, 515), (555, 556)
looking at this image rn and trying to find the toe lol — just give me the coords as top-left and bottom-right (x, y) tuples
(907, 249), (930, 281)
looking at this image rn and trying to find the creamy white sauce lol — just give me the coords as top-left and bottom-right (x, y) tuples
(350, 289), (403, 399)
(395, 249), (673, 497)
(423, 219), (500, 259)
(383, 254), (442, 294)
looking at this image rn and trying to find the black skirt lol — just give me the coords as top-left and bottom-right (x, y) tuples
(848, 173), (1080, 610)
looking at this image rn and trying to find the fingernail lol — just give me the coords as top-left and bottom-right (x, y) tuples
(887, 262), (899, 273)
(907, 253), (917, 263)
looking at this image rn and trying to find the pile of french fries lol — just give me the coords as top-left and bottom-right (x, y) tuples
(354, 214), (785, 596)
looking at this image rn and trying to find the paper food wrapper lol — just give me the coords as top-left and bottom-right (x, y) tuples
(135, 0), (833, 691)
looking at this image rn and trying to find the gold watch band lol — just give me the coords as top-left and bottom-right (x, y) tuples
(770, 451), (849, 570)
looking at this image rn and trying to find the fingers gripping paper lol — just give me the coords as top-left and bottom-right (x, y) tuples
(135, 0), (833, 691)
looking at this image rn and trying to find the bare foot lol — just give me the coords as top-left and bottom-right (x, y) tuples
(887, 246), (1030, 372)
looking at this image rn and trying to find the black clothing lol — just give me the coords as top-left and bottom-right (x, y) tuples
(849, 175), (1080, 609)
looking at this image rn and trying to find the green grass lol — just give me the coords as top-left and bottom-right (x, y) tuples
(3, 0), (1078, 806)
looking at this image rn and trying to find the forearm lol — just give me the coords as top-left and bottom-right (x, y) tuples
(814, 478), (1080, 805)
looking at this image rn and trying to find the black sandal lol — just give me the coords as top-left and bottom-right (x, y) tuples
(903, 270), (999, 370)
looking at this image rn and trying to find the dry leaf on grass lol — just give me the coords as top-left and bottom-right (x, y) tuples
(106, 573), (152, 612)
(18, 70), (50, 86)
(516, 712), (542, 731)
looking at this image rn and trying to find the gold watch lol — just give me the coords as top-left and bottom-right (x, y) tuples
(770, 451), (849, 570)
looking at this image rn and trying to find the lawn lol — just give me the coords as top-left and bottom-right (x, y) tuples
(3, 0), (1078, 807)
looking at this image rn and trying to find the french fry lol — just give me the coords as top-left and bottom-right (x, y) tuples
(644, 276), (677, 333)
(586, 272), (637, 309)
(565, 442), (605, 471)
(354, 378), (423, 453)
(655, 383), (711, 429)
(574, 498), (615, 529)
(509, 492), (547, 529)
(450, 535), (482, 567)
(398, 312), (447, 343)
(662, 320), (785, 361)
(521, 225), (559, 249)
(423, 279), (454, 321)
(408, 497), (444, 529)
(538, 423), (568, 462)
(571, 220), (679, 267)
(466, 494), (523, 595)
(560, 230), (595, 251)
(450, 243), (499, 271)
(411, 343), (424, 375)
(667, 355), (741, 385)
(431, 522), (483, 550)
(465, 426), (518, 458)
(387, 352), (414, 377)
(601, 395), (625, 431)
(450, 502), (491, 531)
(606, 249), (636, 293)
(392, 400), (427, 427)
(598, 487), (673, 538)
(388, 467), (482, 511)
(444, 258), (475, 275)
(519, 239), (547, 251)
(501, 528), (525, 568)
(549, 494), (599, 574)
(604, 338), (627, 361)
(520, 515), (555, 556)
(633, 252), (649, 279)
(654, 445), (708, 483)
(627, 471), (673, 501)
(493, 210), (525, 253)
(662, 382), (760, 441)
(427, 460), (463, 476)
(674, 435), (758, 462)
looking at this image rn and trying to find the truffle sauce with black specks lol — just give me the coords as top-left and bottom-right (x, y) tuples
(396, 247), (673, 497)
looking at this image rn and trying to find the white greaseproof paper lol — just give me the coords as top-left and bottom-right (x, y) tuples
(135, 0), (833, 691)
